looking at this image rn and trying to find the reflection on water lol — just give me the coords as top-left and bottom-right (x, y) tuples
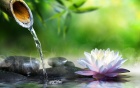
(0, 75), (139, 88)
(83, 81), (122, 88)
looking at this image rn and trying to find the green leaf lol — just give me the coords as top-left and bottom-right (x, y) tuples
(56, 0), (64, 5)
(2, 12), (9, 21)
(57, 17), (61, 35)
(63, 25), (67, 39)
(62, 12), (71, 36)
(73, 7), (98, 13)
(72, 0), (86, 8)
(64, 12), (71, 28)
(46, 11), (66, 21)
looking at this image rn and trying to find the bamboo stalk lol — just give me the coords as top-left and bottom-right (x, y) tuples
(0, 0), (33, 28)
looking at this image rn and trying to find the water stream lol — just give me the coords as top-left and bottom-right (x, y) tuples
(28, 27), (47, 81)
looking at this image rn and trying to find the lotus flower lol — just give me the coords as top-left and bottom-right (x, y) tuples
(75, 48), (130, 80)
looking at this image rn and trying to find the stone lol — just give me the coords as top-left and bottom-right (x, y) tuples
(64, 61), (75, 67)
(0, 70), (27, 83)
(45, 57), (83, 80)
(0, 56), (84, 83)
(48, 57), (68, 67)
(0, 56), (40, 76)
(38, 57), (82, 80)
(45, 66), (82, 80)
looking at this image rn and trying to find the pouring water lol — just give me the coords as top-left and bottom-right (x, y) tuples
(29, 26), (47, 82)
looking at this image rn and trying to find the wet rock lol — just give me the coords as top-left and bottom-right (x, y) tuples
(0, 56), (40, 76)
(0, 70), (27, 83)
(0, 56), (83, 83)
(45, 57), (82, 80)
(45, 66), (82, 80)
(39, 57), (82, 80)
(48, 57), (68, 67)
(64, 61), (75, 67)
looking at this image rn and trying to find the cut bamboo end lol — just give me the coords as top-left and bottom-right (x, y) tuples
(10, 0), (33, 28)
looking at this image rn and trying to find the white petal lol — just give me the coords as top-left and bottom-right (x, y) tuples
(91, 55), (96, 62)
(114, 52), (120, 60)
(91, 50), (98, 60)
(96, 59), (102, 68)
(107, 59), (126, 72)
(106, 59), (117, 69)
(78, 59), (87, 67)
(105, 48), (110, 54)
(95, 60), (99, 67)
(80, 60), (97, 71)
(112, 59), (126, 70)
(99, 65), (105, 73)
(84, 52), (93, 64)
(94, 48), (99, 53)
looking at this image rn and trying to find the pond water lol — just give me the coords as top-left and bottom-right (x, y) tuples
(0, 72), (139, 88)
(0, 76), (140, 88)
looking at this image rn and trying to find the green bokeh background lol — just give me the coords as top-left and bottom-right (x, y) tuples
(0, 0), (140, 64)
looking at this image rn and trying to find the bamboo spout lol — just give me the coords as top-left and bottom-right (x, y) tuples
(0, 0), (33, 28)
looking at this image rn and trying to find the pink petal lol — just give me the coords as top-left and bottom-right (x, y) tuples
(112, 68), (130, 73)
(101, 67), (108, 74)
(105, 73), (118, 77)
(75, 71), (97, 76)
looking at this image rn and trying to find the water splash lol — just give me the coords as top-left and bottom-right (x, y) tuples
(28, 27), (47, 80)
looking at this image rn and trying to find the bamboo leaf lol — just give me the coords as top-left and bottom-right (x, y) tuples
(63, 12), (71, 35)
(46, 11), (66, 21)
(56, 0), (64, 5)
(2, 12), (9, 21)
(73, 7), (98, 13)
(72, 0), (86, 8)
(57, 17), (61, 35)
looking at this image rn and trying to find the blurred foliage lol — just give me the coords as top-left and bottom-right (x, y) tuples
(0, 0), (140, 64)
(25, 0), (97, 36)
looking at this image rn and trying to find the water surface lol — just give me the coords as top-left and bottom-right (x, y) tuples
(0, 73), (139, 88)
